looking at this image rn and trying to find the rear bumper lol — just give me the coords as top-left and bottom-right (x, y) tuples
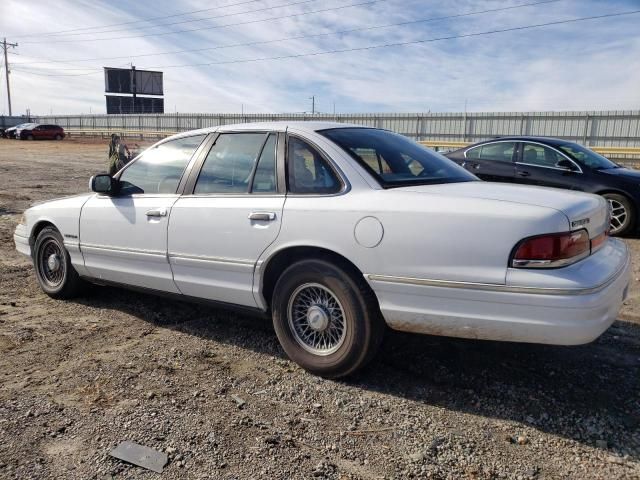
(14, 224), (31, 256)
(367, 239), (631, 345)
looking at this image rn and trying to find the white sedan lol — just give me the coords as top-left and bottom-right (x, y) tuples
(14, 122), (630, 377)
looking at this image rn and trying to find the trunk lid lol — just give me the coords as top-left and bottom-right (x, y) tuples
(393, 181), (608, 237)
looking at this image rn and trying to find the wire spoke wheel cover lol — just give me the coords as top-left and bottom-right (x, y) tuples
(287, 283), (347, 356)
(37, 238), (66, 288)
(608, 198), (627, 234)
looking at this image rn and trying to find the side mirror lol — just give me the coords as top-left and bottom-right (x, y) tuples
(555, 159), (576, 171)
(90, 174), (118, 195)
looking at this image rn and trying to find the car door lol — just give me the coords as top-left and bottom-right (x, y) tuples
(461, 141), (517, 182)
(31, 125), (43, 139)
(79, 134), (207, 292)
(168, 131), (286, 307)
(39, 125), (51, 139)
(43, 125), (56, 139)
(514, 142), (584, 190)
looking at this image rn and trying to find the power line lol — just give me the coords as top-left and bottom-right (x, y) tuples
(10, 10), (640, 76)
(20, 0), (389, 44)
(11, 62), (131, 77)
(12, 0), (274, 38)
(11, 53), (110, 70)
(9, 68), (102, 77)
(148, 10), (640, 69)
(12, 0), (563, 66)
(33, 0), (319, 39)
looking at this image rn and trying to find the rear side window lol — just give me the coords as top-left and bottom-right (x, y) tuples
(194, 133), (267, 194)
(466, 146), (481, 159)
(251, 134), (277, 193)
(287, 137), (341, 194)
(119, 134), (205, 195)
(467, 142), (516, 162)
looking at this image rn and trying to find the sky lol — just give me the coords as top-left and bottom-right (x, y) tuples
(0, 0), (639, 115)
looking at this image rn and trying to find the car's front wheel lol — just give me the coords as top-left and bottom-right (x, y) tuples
(33, 226), (85, 299)
(272, 258), (384, 378)
(603, 193), (635, 236)
(54, 134), (62, 140)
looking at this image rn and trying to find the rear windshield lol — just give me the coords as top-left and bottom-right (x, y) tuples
(319, 128), (476, 188)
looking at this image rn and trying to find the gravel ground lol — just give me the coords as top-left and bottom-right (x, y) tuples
(0, 138), (639, 479)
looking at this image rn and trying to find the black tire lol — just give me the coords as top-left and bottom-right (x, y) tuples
(603, 193), (635, 236)
(55, 134), (62, 140)
(33, 226), (85, 299)
(27, 135), (34, 141)
(272, 258), (384, 378)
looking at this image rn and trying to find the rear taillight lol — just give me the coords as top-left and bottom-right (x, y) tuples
(590, 230), (608, 253)
(511, 230), (590, 268)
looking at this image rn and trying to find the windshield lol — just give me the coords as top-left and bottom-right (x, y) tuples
(319, 128), (477, 187)
(558, 143), (618, 170)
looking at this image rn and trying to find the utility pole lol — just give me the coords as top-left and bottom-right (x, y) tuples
(131, 65), (136, 114)
(2, 38), (18, 116)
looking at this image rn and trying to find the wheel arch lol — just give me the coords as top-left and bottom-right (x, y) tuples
(258, 245), (377, 312)
(595, 188), (633, 198)
(30, 219), (58, 247)
(596, 190), (637, 234)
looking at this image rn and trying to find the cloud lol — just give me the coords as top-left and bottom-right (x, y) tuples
(1, 0), (639, 115)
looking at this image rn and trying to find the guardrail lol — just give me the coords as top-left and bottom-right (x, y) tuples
(64, 128), (176, 140)
(58, 128), (640, 162)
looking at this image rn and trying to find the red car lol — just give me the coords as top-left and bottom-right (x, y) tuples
(18, 124), (65, 140)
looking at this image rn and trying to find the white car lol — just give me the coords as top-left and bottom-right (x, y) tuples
(14, 122), (630, 377)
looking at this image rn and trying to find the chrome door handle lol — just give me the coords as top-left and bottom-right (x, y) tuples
(146, 208), (168, 217)
(248, 211), (276, 221)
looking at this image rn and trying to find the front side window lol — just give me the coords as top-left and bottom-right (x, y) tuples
(287, 137), (341, 194)
(194, 133), (268, 194)
(558, 143), (617, 170)
(521, 143), (565, 169)
(320, 128), (476, 188)
(119, 134), (205, 195)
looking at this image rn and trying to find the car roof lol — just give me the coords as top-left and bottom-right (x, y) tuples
(163, 121), (372, 141)
(469, 136), (574, 147)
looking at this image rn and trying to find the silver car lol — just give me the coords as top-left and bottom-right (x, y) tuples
(14, 122), (629, 377)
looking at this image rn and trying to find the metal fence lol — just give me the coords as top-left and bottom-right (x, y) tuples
(0, 115), (32, 129)
(30, 111), (640, 148)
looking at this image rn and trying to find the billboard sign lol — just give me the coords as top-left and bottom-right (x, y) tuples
(105, 95), (164, 114)
(104, 67), (163, 95)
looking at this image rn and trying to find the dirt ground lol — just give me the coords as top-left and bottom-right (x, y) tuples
(0, 138), (639, 480)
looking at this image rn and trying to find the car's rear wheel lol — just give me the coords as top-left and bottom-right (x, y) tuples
(27, 135), (34, 141)
(271, 258), (384, 378)
(34, 226), (85, 299)
(55, 134), (62, 140)
(603, 193), (635, 236)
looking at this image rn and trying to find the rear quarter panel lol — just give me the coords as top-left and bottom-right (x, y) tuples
(267, 189), (569, 287)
